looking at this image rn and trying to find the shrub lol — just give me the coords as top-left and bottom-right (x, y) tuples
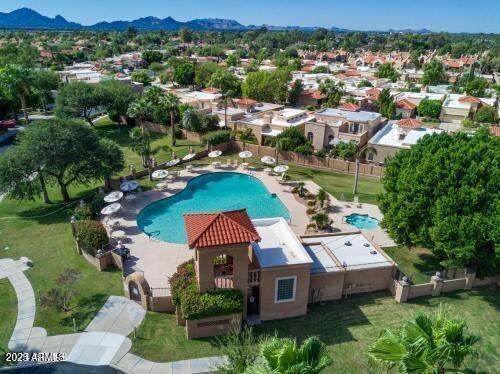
(306, 223), (317, 230)
(462, 118), (478, 128)
(89, 193), (105, 217)
(307, 200), (316, 207)
(316, 148), (328, 158)
(181, 289), (244, 320)
(170, 259), (197, 306)
(74, 204), (93, 221)
(76, 220), (109, 253)
(417, 99), (442, 119)
(473, 106), (498, 124)
(306, 208), (317, 215)
(202, 130), (234, 145)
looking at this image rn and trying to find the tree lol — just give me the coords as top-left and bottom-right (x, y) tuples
(173, 60), (196, 87)
(375, 63), (400, 82)
(0, 64), (35, 124)
(100, 80), (137, 122)
(225, 53), (240, 68)
(142, 50), (163, 66)
(195, 62), (219, 88)
(473, 106), (498, 124)
(312, 66), (329, 74)
(465, 77), (488, 97)
(377, 88), (396, 119)
(3, 118), (124, 202)
(357, 79), (373, 88)
(353, 145), (377, 195)
(208, 69), (241, 96)
(316, 188), (330, 210)
(247, 336), (332, 373)
(418, 99), (442, 119)
(216, 327), (258, 374)
(179, 27), (193, 43)
(181, 107), (214, 133)
(368, 308), (479, 373)
(422, 59), (448, 86)
(160, 93), (181, 146)
(55, 82), (104, 126)
(127, 98), (153, 130)
(319, 79), (344, 108)
(32, 70), (58, 112)
(41, 269), (82, 312)
(379, 129), (499, 276)
(242, 70), (290, 104)
(289, 79), (303, 106)
(131, 71), (152, 86)
(129, 127), (170, 179)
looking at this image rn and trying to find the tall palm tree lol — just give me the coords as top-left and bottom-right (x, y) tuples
(0, 65), (35, 125)
(353, 145), (377, 195)
(129, 127), (171, 180)
(220, 89), (236, 130)
(368, 308), (479, 374)
(160, 93), (181, 146)
(247, 336), (332, 374)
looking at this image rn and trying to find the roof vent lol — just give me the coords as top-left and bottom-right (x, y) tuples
(363, 243), (370, 247)
(370, 250), (378, 255)
(345, 241), (352, 246)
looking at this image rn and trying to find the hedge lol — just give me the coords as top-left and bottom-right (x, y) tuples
(201, 130), (234, 145)
(76, 220), (109, 253)
(169, 260), (244, 320)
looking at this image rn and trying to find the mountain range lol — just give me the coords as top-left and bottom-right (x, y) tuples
(0, 7), (431, 33)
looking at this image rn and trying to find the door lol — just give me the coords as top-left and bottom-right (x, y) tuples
(247, 286), (260, 316)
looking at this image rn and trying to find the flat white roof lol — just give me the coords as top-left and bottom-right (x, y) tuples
(395, 91), (445, 102)
(304, 244), (341, 274)
(369, 122), (442, 148)
(252, 218), (313, 268)
(316, 108), (381, 123)
(302, 234), (393, 270)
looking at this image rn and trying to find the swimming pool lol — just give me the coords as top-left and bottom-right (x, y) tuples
(344, 213), (380, 230)
(137, 172), (290, 243)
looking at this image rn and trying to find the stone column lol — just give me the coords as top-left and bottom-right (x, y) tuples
(394, 277), (411, 303)
(464, 268), (476, 290)
(431, 272), (444, 297)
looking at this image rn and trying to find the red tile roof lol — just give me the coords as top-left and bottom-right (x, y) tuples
(339, 102), (361, 111)
(365, 88), (381, 101)
(345, 69), (361, 77)
(184, 209), (261, 249)
(202, 87), (220, 93)
(235, 98), (257, 106)
(396, 118), (422, 128)
(489, 126), (500, 137)
(395, 99), (417, 110)
(458, 95), (481, 104)
(445, 59), (461, 69)
(300, 90), (326, 100)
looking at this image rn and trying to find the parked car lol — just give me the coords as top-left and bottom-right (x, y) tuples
(0, 120), (17, 129)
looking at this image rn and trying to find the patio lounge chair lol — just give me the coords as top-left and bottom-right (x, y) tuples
(353, 196), (362, 208)
(225, 159), (231, 168)
(232, 159), (238, 168)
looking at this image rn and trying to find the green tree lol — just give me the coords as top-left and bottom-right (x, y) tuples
(195, 62), (219, 88)
(247, 336), (332, 373)
(242, 70), (290, 104)
(0, 118), (124, 202)
(357, 79), (373, 88)
(225, 53), (240, 68)
(142, 50), (163, 66)
(319, 79), (344, 108)
(377, 88), (396, 119)
(418, 99), (442, 119)
(127, 97), (153, 130)
(173, 60), (196, 87)
(179, 27), (193, 43)
(473, 106), (498, 124)
(55, 81), (105, 126)
(32, 70), (59, 112)
(181, 107), (213, 133)
(369, 308), (479, 374)
(208, 69), (241, 96)
(379, 129), (499, 276)
(375, 63), (400, 82)
(353, 145), (377, 195)
(216, 327), (258, 374)
(100, 79), (137, 122)
(131, 71), (152, 86)
(160, 93), (181, 146)
(422, 59), (448, 86)
(0, 64), (35, 124)
(129, 127), (170, 179)
(465, 77), (489, 97)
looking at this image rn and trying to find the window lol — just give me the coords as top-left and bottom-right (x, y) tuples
(367, 152), (374, 161)
(307, 132), (314, 142)
(275, 276), (297, 303)
(399, 133), (406, 141)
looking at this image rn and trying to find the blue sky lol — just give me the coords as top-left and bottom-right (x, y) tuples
(1, 0), (499, 33)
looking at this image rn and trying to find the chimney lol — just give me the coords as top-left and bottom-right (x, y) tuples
(263, 113), (273, 125)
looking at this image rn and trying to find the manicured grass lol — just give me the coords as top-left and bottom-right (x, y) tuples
(384, 246), (443, 284)
(0, 281), (16, 363)
(130, 289), (499, 372)
(0, 184), (123, 356)
(94, 117), (204, 177)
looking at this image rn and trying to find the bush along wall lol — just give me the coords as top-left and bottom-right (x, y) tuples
(169, 260), (244, 320)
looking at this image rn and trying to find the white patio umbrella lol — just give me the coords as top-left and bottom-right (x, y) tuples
(238, 151), (253, 159)
(120, 180), (139, 192)
(152, 169), (169, 179)
(101, 203), (121, 216)
(273, 165), (289, 174)
(104, 191), (123, 203)
(166, 159), (180, 167)
(261, 156), (276, 165)
(182, 153), (196, 161)
(208, 150), (222, 158)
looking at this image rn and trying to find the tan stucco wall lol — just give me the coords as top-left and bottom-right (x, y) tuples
(309, 271), (345, 302)
(185, 313), (242, 339)
(343, 265), (395, 294)
(259, 264), (311, 321)
(368, 144), (401, 164)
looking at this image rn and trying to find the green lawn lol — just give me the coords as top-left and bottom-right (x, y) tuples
(130, 288), (499, 373)
(384, 246), (443, 284)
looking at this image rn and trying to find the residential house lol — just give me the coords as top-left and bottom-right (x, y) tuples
(440, 94), (496, 123)
(297, 90), (326, 107)
(367, 118), (442, 164)
(395, 99), (417, 119)
(305, 107), (386, 150)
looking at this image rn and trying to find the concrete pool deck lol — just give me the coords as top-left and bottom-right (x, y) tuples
(108, 165), (392, 290)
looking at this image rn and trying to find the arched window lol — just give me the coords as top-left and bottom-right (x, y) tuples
(307, 132), (314, 142)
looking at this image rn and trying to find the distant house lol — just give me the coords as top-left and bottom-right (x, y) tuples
(395, 99), (417, 119)
(297, 90), (326, 107)
(367, 118), (442, 164)
(440, 94), (496, 123)
(305, 107), (386, 149)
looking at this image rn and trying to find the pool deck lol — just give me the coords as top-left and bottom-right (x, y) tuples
(108, 165), (393, 290)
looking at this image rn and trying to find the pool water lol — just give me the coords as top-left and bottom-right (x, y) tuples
(137, 172), (290, 243)
(344, 213), (380, 230)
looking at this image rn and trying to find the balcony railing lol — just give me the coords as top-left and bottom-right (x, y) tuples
(215, 275), (234, 289)
(248, 269), (260, 286)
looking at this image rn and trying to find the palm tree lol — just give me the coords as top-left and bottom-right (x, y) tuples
(368, 307), (479, 374)
(219, 89), (235, 129)
(312, 213), (332, 231)
(247, 336), (332, 374)
(127, 98), (152, 132)
(0, 64), (35, 125)
(129, 127), (171, 179)
(353, 145), (377, 195)
(237, 128), (255, 150)
(316, 188), (330, 210)
(160, 93), (181, 146)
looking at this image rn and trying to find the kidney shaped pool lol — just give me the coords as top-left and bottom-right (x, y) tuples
(137, 172), (290, 243)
